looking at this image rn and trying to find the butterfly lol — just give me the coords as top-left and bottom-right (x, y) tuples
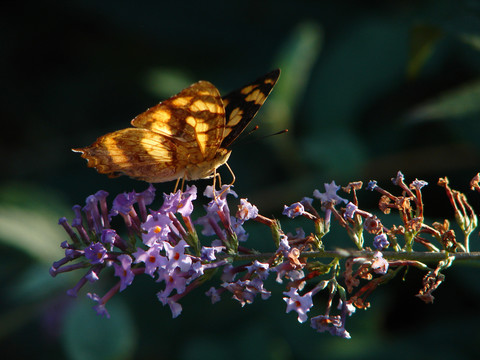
(73, 69), (280, 185)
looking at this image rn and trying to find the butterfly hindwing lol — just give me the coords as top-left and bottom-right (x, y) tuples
(73, 128), (188, 182)
(221, 69), (280, 148)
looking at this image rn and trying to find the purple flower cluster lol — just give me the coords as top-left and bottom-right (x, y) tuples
(52, 184), (262, 319)
(53, 186), (157, 303)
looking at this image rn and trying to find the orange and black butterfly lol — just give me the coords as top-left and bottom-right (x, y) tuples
(73, 69), (280, 184)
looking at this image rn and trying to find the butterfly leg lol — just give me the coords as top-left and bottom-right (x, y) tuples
(224, 162), (236, 187)
(174, 176), (182, 193)
(212, 169), (219, 201)
(213, 169), (222, 189)
(216, 162), (236, 199)
(180, 176), (186, 192)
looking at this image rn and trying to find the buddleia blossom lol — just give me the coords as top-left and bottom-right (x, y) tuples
(366, 180), (377, 191)
(310, 314), (351, 339)
(283, 202), (305, 218)
(113, 254), (135, 291)
(219, 258), (272, 307)
(87, 293), (110, 319)
(310, 298), (352, 339)
(411, 179), (428, 190)
(283, 288), (314, 323)
(344, 202), (358, 219)
(160, 185), (197, 216)
(373, 233), (389, 250)
(161, 297), (183, 319)
(313, 181), (348, 205)
(237, 198), (259, 222)
(200, 245), (225, 261)
(133, 245), (167, 277)
(205, 287), (222, 304)
(246, 260), (270, 280)
(141, 213), (172, 247)
(371, 251), (389, 275)
(163, 240), (192, 273)
(196, 185), (237, 238)
(277, 234), (291, 256)
(272, 233), (309, 286)
(222, 278), (271, 306)
(196, 185), (255, 252)
(84, 242), (108, 264)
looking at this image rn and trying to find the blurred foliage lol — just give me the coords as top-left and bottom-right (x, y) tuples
(407, 24), (444, 79)
(407, 79), (480, 120)
(3, 0), (480, 359)
(0, 184), (66, 263)
(62, 297), (136, 360)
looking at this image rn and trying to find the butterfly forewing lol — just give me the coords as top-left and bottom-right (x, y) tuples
(221, 69), (280, 148)
(131, 81), (225, 158)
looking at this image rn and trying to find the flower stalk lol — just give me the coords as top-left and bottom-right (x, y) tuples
(51, 172), (480, 338)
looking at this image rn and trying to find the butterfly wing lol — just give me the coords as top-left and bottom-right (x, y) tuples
(73, 128), (196, 183)
(220, 69), (280, 148)
(131, 81), (225, 159)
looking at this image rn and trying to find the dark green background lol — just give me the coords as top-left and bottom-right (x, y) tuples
(2, 0), (480, 359)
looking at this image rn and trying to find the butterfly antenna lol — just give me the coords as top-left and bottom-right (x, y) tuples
(264, 129), (289, 138)
(231, 128), (289, 148)
(240, 128), (289, 145)
(245, 125), (260, 137)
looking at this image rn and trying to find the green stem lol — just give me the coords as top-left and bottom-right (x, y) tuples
(233, 250), (480, 263)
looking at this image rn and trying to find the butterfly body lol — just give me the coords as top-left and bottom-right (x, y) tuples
(73, 70), (280, 183)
